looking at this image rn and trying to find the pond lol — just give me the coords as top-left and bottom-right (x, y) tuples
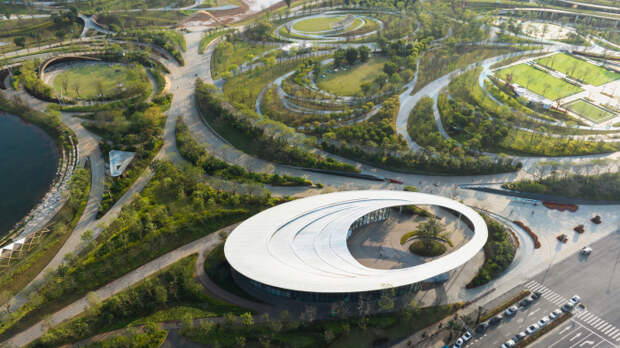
(0, 113), (58, 237)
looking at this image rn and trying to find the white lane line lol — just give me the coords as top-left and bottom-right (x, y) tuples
(569, 333), (593, 348)
(525, 280), (537, 287)
(549, 325), (582, 348)
(529, 308), (542, 317)
(607, 328), (620, 337)
(572, 320), (616, 347)
(579, 312), (594, 321)
(590, 318), (603, 327)
(594, 321), (609, 330)
(612, 331), (620, 340)
(586, 316), (601, 325)
(602, 326), (616, 335)
(597, 323), (611, 331)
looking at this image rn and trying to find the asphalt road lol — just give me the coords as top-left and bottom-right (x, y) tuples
(468, 230), (620, 348)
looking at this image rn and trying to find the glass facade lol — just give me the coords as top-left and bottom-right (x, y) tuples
(348, 207), (390, 237)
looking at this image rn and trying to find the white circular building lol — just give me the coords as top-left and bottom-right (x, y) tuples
(224, 190), (488, 302)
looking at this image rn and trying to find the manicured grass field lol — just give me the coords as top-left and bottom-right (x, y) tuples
(564, 99), (617, 123)
(52, 63), (147, 100)
(495, 63), (583, 100)
(536, 53), (620, 86)
(317, 57), (387, 96)
(292, 15), (346, 32)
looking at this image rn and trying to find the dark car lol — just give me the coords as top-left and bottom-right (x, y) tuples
(562, 303), (575, 312)
(475, 322), (489, 333)
(520, 298), (532, 307)
(490, 314), (503, 325)
(532, 291), (542, 300)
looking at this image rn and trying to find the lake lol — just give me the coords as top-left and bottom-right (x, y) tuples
(0, 113), (59, 238)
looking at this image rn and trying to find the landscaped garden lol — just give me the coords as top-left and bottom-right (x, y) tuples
(536, 53), (620, 86)
(316, 57), (388, 96)
(564, 99), (617, 123)
(51, 63), (150, 100)
(495, 63), (583, 100)
(292, 15), (347, 32)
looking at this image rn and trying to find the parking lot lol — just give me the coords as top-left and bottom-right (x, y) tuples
(464, 230), (620, 348)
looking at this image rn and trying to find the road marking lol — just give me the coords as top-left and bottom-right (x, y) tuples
(590, 318), (603, 327)
(578, 340), (596, 347)
(603, 326), (616, 335)
(570, 333), (593, 348)
(560, 326), (575, 335)
(597, 323), (611, 331)
(571, 332), (584, 341)
(571, 320), (616, 347)
(529, 308), (541, 317)
(608, 328), (620, 337)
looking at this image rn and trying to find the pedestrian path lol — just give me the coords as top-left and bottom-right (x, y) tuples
(525, 280), (620, 343)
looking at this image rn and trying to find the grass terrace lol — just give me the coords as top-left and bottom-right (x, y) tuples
(495, 63), (583, 100)
(51, 63), (150, 100)
(536, 53), (620, 86)
(564, 99), (617, 123)
(292, 15), (346, 32)
(317, 57), (387, 96)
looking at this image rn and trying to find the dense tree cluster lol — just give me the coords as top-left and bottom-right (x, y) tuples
(504, 172), (620, 202)
(468, 215), (516, 288)
(176, 119), (312, 187)
(115, 29), (186, 65)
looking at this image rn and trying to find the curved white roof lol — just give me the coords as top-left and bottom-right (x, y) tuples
(224, 190), (487, 293)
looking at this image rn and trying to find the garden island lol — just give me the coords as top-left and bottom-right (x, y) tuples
(1, 0), (620, 347)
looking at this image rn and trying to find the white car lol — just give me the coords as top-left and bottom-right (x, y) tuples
(538, 316), (550, 327)
(502, 339), (516, 347)
(580, 247), (592, 255)
(454, 337), (464, 347)
(570, 295), (581, 305)
(462, 331), (472, 342)
(526, 323), (540, 334)
(549, 309), (562, 319)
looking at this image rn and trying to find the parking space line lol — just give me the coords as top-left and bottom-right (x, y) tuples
(572, 320), (616, 347)
(569, 332), (593, 348)
(548, 324), (582, 348)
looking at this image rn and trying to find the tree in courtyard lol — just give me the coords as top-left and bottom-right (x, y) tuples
(345, 47), (358, 65)
(415, 218), (450, 250)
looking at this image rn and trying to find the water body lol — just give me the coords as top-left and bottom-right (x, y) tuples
(0, 113), (58, 238)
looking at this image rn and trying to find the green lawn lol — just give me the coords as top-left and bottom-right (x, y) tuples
(495, 63), (583, 100)
(292, 16), (346, 32)
(212, 41), (271, 77)
(317, 57), (387, 96)
(564, 99), (617, 123)
(536, 53), (620, 86)
(52, 63), (148, 100)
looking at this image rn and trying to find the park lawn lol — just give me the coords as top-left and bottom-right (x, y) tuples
(52, 63), (148, 100)
(536, 53), (620, 86)
(293, 15), (346, 32)
(495, 63), (583, 100)
(564, 99), (617, 123)
(212, 41), (272, 77)
(317, 57), (387, 96)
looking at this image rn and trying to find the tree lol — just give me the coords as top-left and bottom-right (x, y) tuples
(415, 218), (450, 250)
(359, 46), (371, 62)
(240, 312), (254, 327)
(383, 61), (398, 75)
(345, 47), (358, 65)
(55, 30), (66, 41)
(14, 37), (26, 50)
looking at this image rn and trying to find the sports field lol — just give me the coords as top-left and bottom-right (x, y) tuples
(317, 57), (387, 96)
(495, 63), (583, 100)
(564, 99), (617, 123)
(536, 53), (620, 86)
(52, 63), (148, 100)
(293, 16), (346, 32)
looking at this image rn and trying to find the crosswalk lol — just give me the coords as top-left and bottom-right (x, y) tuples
(525, 280), (620, 343)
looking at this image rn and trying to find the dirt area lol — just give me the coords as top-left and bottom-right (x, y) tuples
(347, 206), (473, 270)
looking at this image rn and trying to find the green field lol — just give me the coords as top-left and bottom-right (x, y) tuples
(564, 99), (617, 123)
(317, 57), (387, 96)
(495, 63), (583, 100)
(537, 53), (620, 86)
(292, 16), (346, 32)
(52, 63), (148, 100)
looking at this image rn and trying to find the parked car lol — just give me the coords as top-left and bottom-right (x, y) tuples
(520, 297), (534, 307)
(490, 314), (503, 325)
(549, 309), (562, 319)
(570, 295), (581, 305)
(501, 339), (516, 347)
(453, 337), (464, 347)
(562, 303), (575, 312)
(532, 291), (542, 300)
(538, 316), (550, 327)
(526, 323), (540, 334)
(591, 215), (602, 224)
(505, 306), (516, 316)
(517, 331), (527, 340)
(574, 224), (585, 233)
(462, 331), (472, 342)
(475, 322), (489, 333)
(557, 233), (568, 243)
(580, 247), (592, 255)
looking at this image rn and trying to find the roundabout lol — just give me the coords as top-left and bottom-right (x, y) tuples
(224, 190), (488, 300)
